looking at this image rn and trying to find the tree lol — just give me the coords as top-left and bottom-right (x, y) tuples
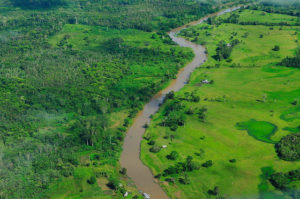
(107, 177), (120, 190)
(273, 45), (280, 51)
(11, 0), (64, 8)
(149, 145), (161, 153)
(275, 133), (300, 161)
(167, 151), (179, 160)
(280, 49), (300, 68)
(87, 176), (97, 184)
(120, 168), (127, 175)
(179, 173), (190, 184)
(214, 41), (233, 61)
(208, 186), (219, 196)
(202, 160), (213, 168)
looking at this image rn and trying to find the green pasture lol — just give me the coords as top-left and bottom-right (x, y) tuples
(218, 9), (300, 25)
(141, 9), (300, 199)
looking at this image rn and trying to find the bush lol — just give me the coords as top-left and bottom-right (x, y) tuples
(107, 177), (120, 190)
(149, 145), (161, 153)
(87, 176), (97, 184)
(148, 140), (156, 145)
(202, 160), (213, 168)
(208, 186), (219, 195)
(93, 154), (101, 160)
(273, 45), (280, 51)
(275, 133), (300, 161)
(120, 168), (127, 175)
(166, 151), (179, 160)
(179, 174), (190, 184)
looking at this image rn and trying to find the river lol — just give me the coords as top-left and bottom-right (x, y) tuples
(120, 6), (242, 199)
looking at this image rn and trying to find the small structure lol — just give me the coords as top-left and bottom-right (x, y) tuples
(124, 192), (128, 197)
(201, 79), (210, 84)
(162, 145), (167, 148)
(226, 43), (231, 47)
(143, 193), (150, 199)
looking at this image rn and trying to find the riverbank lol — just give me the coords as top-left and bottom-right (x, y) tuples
(120, 6), (244, 199)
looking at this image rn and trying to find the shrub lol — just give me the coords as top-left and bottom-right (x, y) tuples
(208, 186), (219, 195)
(202, 160), (213, 168)
(149, 145), (161, 153)
(107, 177), (120, 190)
(166, 151), (179, 160)
(273, 45), (280, 51)
(179, 174), (190, 185)
(93, 154), (100, 160)
(87, 176), (97, 184)
(120, 168), (127, 175)
(148, 140), (156, 145)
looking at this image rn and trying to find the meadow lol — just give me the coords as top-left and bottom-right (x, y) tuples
(141, 6), (300, 199)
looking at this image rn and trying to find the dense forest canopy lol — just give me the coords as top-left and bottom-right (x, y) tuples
(10, 0), (65, 8)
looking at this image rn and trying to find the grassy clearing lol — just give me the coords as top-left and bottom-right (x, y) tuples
(222, 9), (300, 25)
(141, 8), (300, 199)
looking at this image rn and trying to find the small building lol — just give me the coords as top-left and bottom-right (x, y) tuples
(201, 79), (210, 84)
(143, 193), (150, 199)
(162, 145), (167, 148)
(124, 192), (128, 197)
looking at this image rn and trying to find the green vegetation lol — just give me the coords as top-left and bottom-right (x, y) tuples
(269, 168), (300, 198)
(10, 0), (65, 8)
(236, 119), (277, 143)
(1, 0), (251, 198)
(141, 3), (300, 199)
(281, 49), (300, 68)
(275, 133), (300, 161)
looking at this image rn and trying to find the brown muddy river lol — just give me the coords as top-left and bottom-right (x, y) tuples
(120, 6), (241, 199)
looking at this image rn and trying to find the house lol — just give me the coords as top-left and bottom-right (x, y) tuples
(143, 193), (150, 199)
(201, 79), (210, 84)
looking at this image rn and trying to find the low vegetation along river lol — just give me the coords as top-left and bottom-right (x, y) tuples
(120, 6), (241, 199)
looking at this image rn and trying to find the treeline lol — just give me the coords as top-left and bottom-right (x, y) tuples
(10, 0), (65, 8)
(214, 10), (300, 26)
(258, 0), (300, 17)
(280, 49), (300, 68)
(269, 168), (300, 198)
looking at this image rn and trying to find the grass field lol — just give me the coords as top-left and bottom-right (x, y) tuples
(141, 8), (300, 199)
(237, 9), (300, 25)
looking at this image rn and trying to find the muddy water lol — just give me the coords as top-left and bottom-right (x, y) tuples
(120, 7), (241, 199)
